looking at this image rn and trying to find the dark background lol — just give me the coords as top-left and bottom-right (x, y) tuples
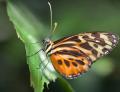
(0, 0), (120, 92)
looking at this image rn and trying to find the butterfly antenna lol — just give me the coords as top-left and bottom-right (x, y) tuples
(48, 1), (58, 35)
(48, 1), (53, 31)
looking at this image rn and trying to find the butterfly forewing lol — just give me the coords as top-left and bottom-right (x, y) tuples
(46, 32), (119, 79)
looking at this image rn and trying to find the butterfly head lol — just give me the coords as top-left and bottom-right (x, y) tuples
(43, 38), (51, 45)
(42, 38), (53, 54)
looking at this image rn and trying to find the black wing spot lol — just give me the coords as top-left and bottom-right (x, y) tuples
(64, 60), (70, 67)
(58, 60), (62, 65)
(102, 48), (110, 54)
(69, 58), (74, 60)
(69, 36), (81, 42)
(82, 35), (89, 39)
(92, 49), (98, 57)
(94, 38), (106, 46)
(55, 50), (81, 57)
(75, 60), (85, 65)
(72, 62), (78, 67)
(91, 32), (100, 38)
(93, 44), (98, 48)
(80, 42), (93, 50)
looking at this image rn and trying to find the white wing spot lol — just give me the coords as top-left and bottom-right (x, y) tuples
(95, 40), (100, 43)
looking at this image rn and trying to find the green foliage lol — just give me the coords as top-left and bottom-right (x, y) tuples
(7, 0), (74, 92)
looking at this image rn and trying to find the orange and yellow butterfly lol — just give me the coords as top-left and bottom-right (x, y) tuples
(43, 32), (119, 79)
(38, 2), (120, 79)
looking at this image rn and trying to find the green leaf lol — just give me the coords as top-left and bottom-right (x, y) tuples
(7, 1), (57, 92)
(7, 0), (74, 92)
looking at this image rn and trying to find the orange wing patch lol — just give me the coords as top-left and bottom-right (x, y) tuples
(50, 52), (91, 78)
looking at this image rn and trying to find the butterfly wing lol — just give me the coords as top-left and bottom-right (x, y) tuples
(49, 32), (119, 78)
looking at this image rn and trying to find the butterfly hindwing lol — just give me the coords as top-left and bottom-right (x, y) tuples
(48, 32), (119, 78)
(50, 51), (91, 78)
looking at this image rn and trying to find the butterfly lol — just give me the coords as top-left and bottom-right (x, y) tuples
(42, 32), (119, 79)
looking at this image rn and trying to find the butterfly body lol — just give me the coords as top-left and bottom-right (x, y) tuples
(43, 32), (119, 79)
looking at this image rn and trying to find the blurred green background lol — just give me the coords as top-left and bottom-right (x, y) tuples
(0, 0), (120, 92)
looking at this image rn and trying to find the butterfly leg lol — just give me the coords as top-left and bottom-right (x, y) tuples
(26, 48), (43, 57)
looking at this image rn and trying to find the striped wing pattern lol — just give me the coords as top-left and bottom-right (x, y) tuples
(46, 32), (119, 79)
